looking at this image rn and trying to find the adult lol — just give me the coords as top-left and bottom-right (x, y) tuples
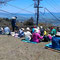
(32, 28), (43, 43)
(43, 29), (49, 42)
(40, 26), (44, 36)
(50, 27), (56, 36)
(37, 26), (40, 34)
(57, 27), (60, 32)
(52, 32), (60, 49)
(11, 16), (17, 32)
(18, 28), (24, 38)
(4, 26), (10, 35)
(24, 27), (32, 41)
(0, 27), (3, 34)
(45, 31), (60, 49)
(32, 26), (36, 33)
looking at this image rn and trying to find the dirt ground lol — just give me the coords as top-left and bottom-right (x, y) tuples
(0, 35), (60, 60)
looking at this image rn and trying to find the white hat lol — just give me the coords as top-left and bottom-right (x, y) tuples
(34, 28), (39, 33)
(26, 27), (30, 30)
(21, 28), (24, 31)
(12, 17), (16, 19)
(56, 32), (60, 36)
(40, 26), (43, 28)
(37, 27), (40, 30)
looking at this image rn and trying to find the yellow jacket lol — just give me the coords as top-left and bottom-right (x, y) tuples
(44, 31), (47, 35)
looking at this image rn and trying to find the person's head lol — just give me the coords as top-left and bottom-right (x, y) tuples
(57, 27), (60, 32)
(51, 26), (54, 30)
(12, 16), (17, 19)
(1, 27), (3, 31)
(37, 26), (40, 30)
(34, 28), (39, 33)
(45, 29), (46, 31)
(40, 26), (43, 29)
(26, 27), (30, 31)
(33, 26), (36, 28)
(15, 16), (17, 19)
(21, 28), (24, 31)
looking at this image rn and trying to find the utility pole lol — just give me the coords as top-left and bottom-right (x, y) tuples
(37, 0), (39, 26)
(33, 0), (43, 26)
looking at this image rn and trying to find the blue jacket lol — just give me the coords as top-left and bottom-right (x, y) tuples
(11, 19), (16, 26)
(52, 36), (60, 49)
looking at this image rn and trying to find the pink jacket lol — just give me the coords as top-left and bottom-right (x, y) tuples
(32, 33), (43, 43)
(48, 34), (52, 40)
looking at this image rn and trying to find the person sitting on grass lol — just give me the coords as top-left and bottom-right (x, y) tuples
(43, 29), (48, 42)
(24, 27), (32, 41)
(4, 26), (11, 35)
(51, 31), (60, 48)
(18, 28), (24, 38)
(43, 28), (53, 42)
(32, 28), (43, 43)
(0, 27), (4, 34)
(50, 27), (57, 36)
(57, 27), (60, 32)
(40, 26), (44, 36)
(32, 26), (36, 33)
(37, 26), (40, 34)
(45, 31), (60, 49)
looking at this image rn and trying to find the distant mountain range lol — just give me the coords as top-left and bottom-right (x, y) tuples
(0, 12), (60, 26)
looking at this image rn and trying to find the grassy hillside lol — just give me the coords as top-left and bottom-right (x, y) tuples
(0, 18), (11, 27)
(0, 17), (55, 30)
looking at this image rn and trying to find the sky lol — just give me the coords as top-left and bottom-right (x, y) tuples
(0, 0), (60, 14)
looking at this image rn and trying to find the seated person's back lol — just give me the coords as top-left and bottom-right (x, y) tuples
(4, 27), (10, 34)
(32, 29), (43, 43)
(24, 31), (32, 40)
(52, 32), (60, 48)
(24, 27), (32, 41)
(18, 28), (24, 37)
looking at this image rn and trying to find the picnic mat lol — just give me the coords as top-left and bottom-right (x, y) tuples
(21, 40), (38, 44)
(45, 43), (60, 51)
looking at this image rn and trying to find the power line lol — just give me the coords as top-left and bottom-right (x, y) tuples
(49, 0), (59, 11)
(0, 9), (14, 15)
(51, 0), (60, 7)
(44, 8), (60, 21)
(41, 0), (60, 21)
(39, 7), (60, 22)
(0, 9), (28, 19)
(44, 0), (59, 12)
(39, 11), (48, 21)
(7, 3), (34, 14)
(39, 11), (57, 23)
(41, 0), (59, 13)
(24, 4), (34, 9)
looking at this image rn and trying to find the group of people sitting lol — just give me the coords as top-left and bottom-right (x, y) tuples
(23, 26), (56, 43)
(0, 25), (60, 49)
(0, 27), (10, 35)
(1, 25), (60, 49)
(0, 26), (57, 42)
